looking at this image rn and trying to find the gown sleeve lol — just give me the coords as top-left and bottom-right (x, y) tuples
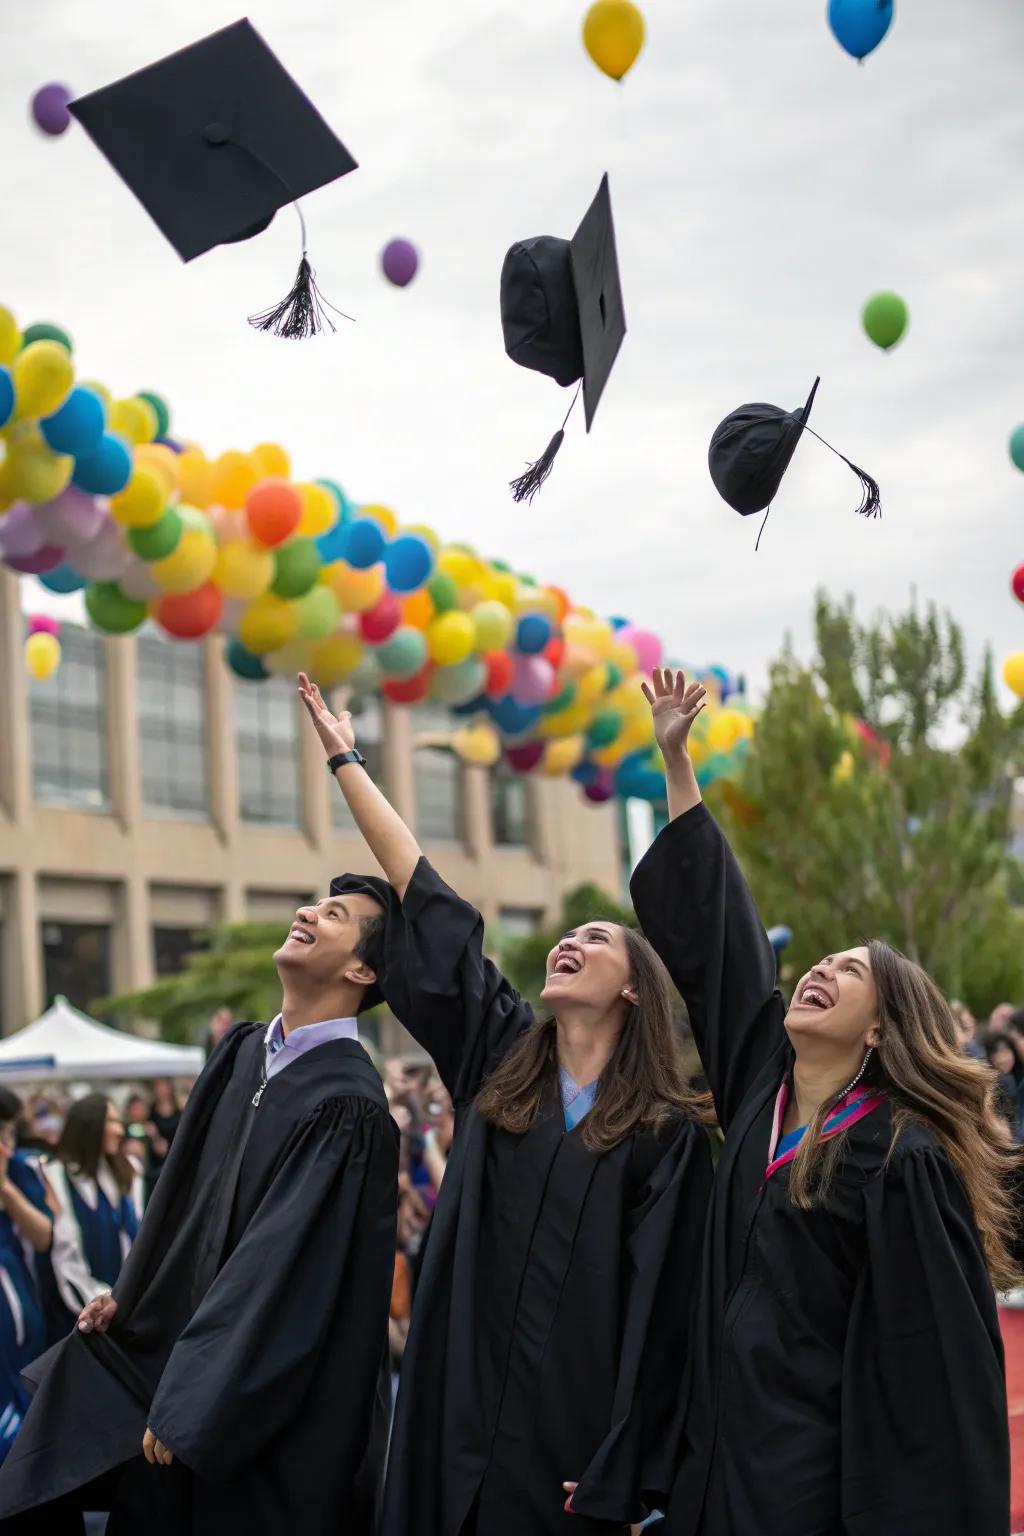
(147, 1094), (397, 1480)
(629, 802), (785, 1130)
(569, 1118), (715, 1525)
(841, 1139), (1009, 1536)
(378, 856), (536, 1103)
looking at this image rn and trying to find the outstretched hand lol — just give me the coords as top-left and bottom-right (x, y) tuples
(641, 668), (707, 760)
(297, 673), (356, 758)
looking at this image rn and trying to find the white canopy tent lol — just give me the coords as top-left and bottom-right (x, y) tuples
(0, 996), (205, 1083)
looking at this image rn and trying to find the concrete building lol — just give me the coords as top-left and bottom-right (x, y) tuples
(0, 570), (623, 1053)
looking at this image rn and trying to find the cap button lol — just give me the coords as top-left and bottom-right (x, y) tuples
(203, 122), (231, 147)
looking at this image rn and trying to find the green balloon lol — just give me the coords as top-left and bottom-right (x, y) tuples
(294, 584), (338, 640)
(137, 390), (171, 438)
(1009, 425), (1024, 473)
(271, 538), (321, 598)
(586, 710), (622, 749)
(377, 627), (428, 680)
(427, 570), (458, 613)
(21, 321), (73, 353)
(603, 662), (623, 691)
(85, 581), (148, 634)
(129, 507), (182, 561)
(541, 680), (577, 716)
(861, 291), (908, 351)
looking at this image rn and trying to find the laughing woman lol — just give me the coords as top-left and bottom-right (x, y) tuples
(298, 674), (714, 1536)
(631, 669), (1019, 1536)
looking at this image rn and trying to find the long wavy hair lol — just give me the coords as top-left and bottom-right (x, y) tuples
(477, 923), (714, 1153)
(57, 1093), (134, 1197)
(788, 940), (1022, 1290)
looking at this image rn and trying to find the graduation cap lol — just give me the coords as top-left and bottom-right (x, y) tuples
(69, 19), (358, 338)
(708, 377), (880, 547)
(329, 873), (399, 1012)
(501, 173), (625, 502)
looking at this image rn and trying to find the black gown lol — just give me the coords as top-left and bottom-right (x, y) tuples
(378, 858), (714, 1536)
(630, 803), (1010, 1536)
(0, 1025), (398, 1536)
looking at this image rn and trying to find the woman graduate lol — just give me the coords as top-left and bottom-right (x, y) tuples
(0, 1091), (50, 1464)
(630, 669), (1018, 1536)
(298, 675), (715, 1536)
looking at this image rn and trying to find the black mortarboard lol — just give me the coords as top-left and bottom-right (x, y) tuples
(328, 874), (398, 1013)
(501, 173), (626, 502)
(69, 19), (358, 338)
(708, 377), (880, 544)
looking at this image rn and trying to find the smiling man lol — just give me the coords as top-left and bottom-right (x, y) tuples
(0, 881), (399, 1536)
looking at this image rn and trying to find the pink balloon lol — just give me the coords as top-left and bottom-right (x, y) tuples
(210, 506), (247, 542)
(510, 654), (555, 708)
(28, 614), (60, 636)
(506, 741), (544, 772)
(5, 545), (65, 575)
(72, 516), (129, 580)
(584, 769), (615, 804)
(617, 625), (662, 674)
(34, 486), (106, 549)
(0, 503), (46, 560)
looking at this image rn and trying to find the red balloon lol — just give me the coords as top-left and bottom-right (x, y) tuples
(382, 664), (432, 704)
(245, 479), (302, 548)
(155, 582), (223, 639)
(484, 650), (513, 698)
(1013, 564), (1024, 605)
(544, 636), (565, 670)
(360, 592), (401, 643)
(506, 741), (544, 772)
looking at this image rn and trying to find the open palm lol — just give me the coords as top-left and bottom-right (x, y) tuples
(641, 668), (707, 758)
(297, 672), (356, 757)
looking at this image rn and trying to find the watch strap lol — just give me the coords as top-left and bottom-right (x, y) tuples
(327, 749), (366, 773)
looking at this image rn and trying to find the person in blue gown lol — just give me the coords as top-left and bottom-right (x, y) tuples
(0, 1090), (52, 1465)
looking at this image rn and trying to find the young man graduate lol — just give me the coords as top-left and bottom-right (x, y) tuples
(0, 881), (399, 1536)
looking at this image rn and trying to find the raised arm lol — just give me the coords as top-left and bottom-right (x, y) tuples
(629, 670), (784, 1129)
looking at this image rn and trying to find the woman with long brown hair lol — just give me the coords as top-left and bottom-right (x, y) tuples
(632, 669), (1018, 1536)
(298, 674), (714, 1536)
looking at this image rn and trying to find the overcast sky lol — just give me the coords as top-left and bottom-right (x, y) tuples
(2, 0), (1022, 702)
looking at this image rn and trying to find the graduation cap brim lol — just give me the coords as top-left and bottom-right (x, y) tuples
(328, 874), (398, 1014)
(569, 173), (626, 432)
(69, 18), (358, 263)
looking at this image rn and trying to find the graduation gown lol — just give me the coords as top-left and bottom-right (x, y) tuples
(630, 803), (1009, 1536)
(0, 1025), (398, 1536)
(0, 1158), (48, 1466)
(378, 859), (714, 1536)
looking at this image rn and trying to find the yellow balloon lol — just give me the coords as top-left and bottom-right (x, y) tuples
(541, 735), (584, 776)
(472, 600), (514, 652)
(618, 714), (654, 753)
(109, 396), (157, 445)
(214, 539), (274, 599)
(1003, 652), (1024, 699)
(402, 523), (440, 555)
(360, 502), (398, 537)
(707, 710), (742, 754)
(295, 482), (337, 538)
(251, 442), (291, 479)
(13, 341), (74, 420)
(452, 723), (502, 767)
(151, 528), (216, 593)
(24, 631), (61, 682)
(428, 610), (476, 666)
(582, 0), (645, 80)
(178, 447), (216, 508)
(134, 442), (179, 495)
(609, 638), (638, 674)
(309, 629), (364, 687)
(240, 593), (298, 656)
(322, 561), (384, 613)
(539, 700), (594, 739)
(488, 571), (518, 609)
(0, 307), (21, 367)
(577, 663), (609, 704)
(514, 586), (559, 621)
(437, 548), (480, 588)
(78, 379), (112, 411)
(833, 750), (855, 784)
(212, 450), (259, 509)
(2, 436), (72, 503)
(110, 466), (166, 528)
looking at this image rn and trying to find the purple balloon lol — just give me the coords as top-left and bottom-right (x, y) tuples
(33, 485), (105, 549)
(510, 654), (555, 708)
(31, 83), (73, 136)
(72, 516), (129, 580)
(5, 544), (65, 575)
(0, 502), (46, 559)
(506, 741), (544, 773)
(381, 238), (419, 288)
(584, 769), (615, 804)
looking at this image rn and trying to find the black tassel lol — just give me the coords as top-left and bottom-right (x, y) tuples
(248, 255), (352, 340)
(842, 458), (882, 519)
(510, 429), (565, 504)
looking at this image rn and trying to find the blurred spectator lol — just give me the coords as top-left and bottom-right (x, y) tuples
(951, 1001), (986, 1061)
(145, 1078), (183, 1202)
(988, 1002), (1016, 1033)
(122, 1091), (153, 1187)
(0, 1088), (50, 1463)
(422, 1078), (454, 1194)
(985, 1033), (1024, 1140)
(389, 1172), (430, 1403)
(205, 1006), (234, 1055)
(21, 1095), (64, 1151)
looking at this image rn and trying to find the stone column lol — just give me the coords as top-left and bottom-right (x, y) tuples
(0, 570), (31, 824)
(4, 868), (42, 1030)
(381, 704), (417, 828)
(298, 694), (329, 850)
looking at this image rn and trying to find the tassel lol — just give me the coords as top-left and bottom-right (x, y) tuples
(248, 255), (353, 340)
(842, 457), (882, 519)
(510, 429), (565, 504)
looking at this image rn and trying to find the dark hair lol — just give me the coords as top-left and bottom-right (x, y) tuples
(476, 922), (714, 1153)
(355, 910), (386, 976)
(57, 1093), (134, 1196)
(986, 1033), (1018, 1066)
(0, 1087), (22, 1129)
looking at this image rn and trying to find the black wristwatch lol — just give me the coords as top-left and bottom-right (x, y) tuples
(327, 749), (367, 774)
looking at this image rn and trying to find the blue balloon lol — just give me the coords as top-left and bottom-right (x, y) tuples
(490, 695), (541, 736)
(571, 760), (601, 787)
(615, 751), (665, 802)
(41, 386), (106, 458)
(608, 615), (630, 631)
(315, 520), (349, 563)
(344, 517), (387, 570)
(226, 639), (269, 681)
(0, 367), (13, 430)
(385, 534), (433, 594)
(316, 479), (354, 523)
(767, 925), (793, 953)
(516, 613), (552, 655)
(72, 432), (132, 495)
(39, 563), (86, 594)
(827, 0), (893, 60)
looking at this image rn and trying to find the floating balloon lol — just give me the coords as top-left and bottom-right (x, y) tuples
(862, 291), (908, 351)
(109, 396), (157, 445)
(129, 508), (182, 561)
(246, 479), (302, 547)
(226, 638), (269, 682)
(345, 517), (387, 570)
(41, 386), (105, 458)
(178, 448), (216, 507)
(252, 442), (291, 480)
(375, 626), (428, 680)
(39, 563), (86, 594)
(71, 517), (129, 580)
(34, 484), (105, 546)
(490, 696), (541, 736)
(213, 539), (274, 599)
(383, 665), (432, 705)
(827, 0), (894, 60)
(155, 583), (223, 639)
(323, 561), (384, 613)
(150, 528), (216, 593)
(428, 610), (475, 667)
(271, 538), (321, 598)
(2, 436), (72, 503)
(308, 630), (363, 687)
(430, 657), (486, 706)
(21, 322), (73, 353)
(296, 482), (337, 538)
(582, 0), (646, 79)
(584, 771), (615, 804)
(1009, 426), (1024, 473)
(381, 239), (419, 288)
(507, 741), (544, 773)
(452, 723), (501, 768)
(30, 84), (73, 136)
(484, 651), (514, 699)
(472, 600), (514, 653)
(0, 367), (13, 429)
(12, 341), (73, 420)
(517, 613), (553, 655)
(1012, 564), (1024, 605)
(360, 592), (402, 644)
(24, 631), (61, 681)
(385, 534), (433, 593)
(137, 391), (171, 438)
(110, 465), (166, 528)
(214, 450), (259, 509)
(28, 614), (60, 636)
(293, 585), (340, 641)
(542, 736), (584, 776)
(73, 433), (132, 495)
(0, 309), (21, 366)
(427, 570), (459, 613)
(586, 710), (622, 749)
(511, 654), (555, 708)
(1004, 653), (1024, 699)
(401, 589), (434, 630)
(239, 593), (297, 655)
(85, 581), (147, 634)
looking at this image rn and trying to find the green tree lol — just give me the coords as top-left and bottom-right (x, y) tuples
(498, 883), (636, 1013)
(713, 593), (1024, 1015)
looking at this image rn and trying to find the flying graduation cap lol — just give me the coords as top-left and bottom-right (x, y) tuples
(708, 377), (881, 545)
(501, 173), (625, 502)
(68, 19), (358, 338)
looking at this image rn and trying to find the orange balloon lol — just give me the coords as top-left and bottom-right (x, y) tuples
(245, 478), (302, 547)
(401, 589), (434, 629)
(213, 450), (259, 509)
(321, 562), (384, 613)
(251, 442), (291, 479)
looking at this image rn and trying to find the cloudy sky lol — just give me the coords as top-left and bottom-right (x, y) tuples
(2, 0), (1022, 701)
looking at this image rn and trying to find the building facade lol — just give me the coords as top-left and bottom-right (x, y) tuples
(0, 572), (624, 1049)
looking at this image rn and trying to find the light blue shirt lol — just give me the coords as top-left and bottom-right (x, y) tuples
(264, 1015), (359, 1081)
(558, 1066), (599, 1131)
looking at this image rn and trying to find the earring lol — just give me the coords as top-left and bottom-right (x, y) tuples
(834, 1047), (873, 1103)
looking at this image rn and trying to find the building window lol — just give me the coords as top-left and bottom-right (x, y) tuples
(29, 626), (108, 810)
(137, 634), (208, 817)
(331, 695), (384, 831)
(497, 907), (543, 938)
(491, 764), (531, 848)
(234, 679), (301, 827)
(41, 921), (111, 1013)
(412, 705), (462, 844)
(152, 925), (209, 978)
